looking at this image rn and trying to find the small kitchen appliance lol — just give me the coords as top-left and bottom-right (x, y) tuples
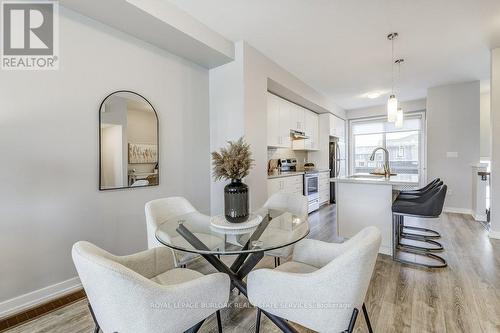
(280, 158), (297, 172)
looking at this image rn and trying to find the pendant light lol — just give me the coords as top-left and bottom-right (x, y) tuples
(395, 107), (404, 128)
(394, 58), (405, 128)
(387, 33), (398, 122)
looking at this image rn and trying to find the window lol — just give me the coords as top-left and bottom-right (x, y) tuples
(350, 115), (424, 177)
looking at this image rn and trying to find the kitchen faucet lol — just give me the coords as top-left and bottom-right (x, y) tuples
(369, 147), (391, 177)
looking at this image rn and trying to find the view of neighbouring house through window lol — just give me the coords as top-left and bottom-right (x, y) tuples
(351, 116), (423, 176)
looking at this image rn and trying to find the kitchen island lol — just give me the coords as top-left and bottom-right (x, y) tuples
(331, 174), (419, 255)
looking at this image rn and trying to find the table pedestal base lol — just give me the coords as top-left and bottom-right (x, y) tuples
(177, 223), (298, 333)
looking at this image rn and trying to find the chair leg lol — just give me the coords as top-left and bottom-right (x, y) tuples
(184, 319), (205, 333)
(274, 257), (277, 267)
(344, 308), (358, 333)
(216, 310), (222, 333)
(277, 257), (281, 266)
(87, 303), (100, 333)
(362, 303), (373, 333)
(255, 308), (262, 333)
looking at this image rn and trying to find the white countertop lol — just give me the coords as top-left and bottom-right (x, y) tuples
(267, 169), (330, 179)
(331, 173), (419, 186)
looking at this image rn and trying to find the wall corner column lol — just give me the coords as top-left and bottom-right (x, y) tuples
(489, 48), (500, 239)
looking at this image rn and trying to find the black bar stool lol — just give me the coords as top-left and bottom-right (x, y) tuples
(398, 178), (440, 196)
(392, 184), (448, 268)
(397, 180), (444, 240)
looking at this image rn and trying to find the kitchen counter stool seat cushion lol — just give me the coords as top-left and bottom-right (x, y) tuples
(397, 180), (443, 200)
(72, 241), (230, 333)
(399, 178), (440, 196)
(248, 227), (381, 333)
(393, 185), (447, 217)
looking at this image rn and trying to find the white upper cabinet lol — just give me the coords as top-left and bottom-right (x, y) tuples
(329, 114), (346, 140)
(278, 99), (292, 148)
(293, 109), (319, 151)
(267, 93), (291, 148)
(290, 103), (305, 132)
(267, 93), (281, 147)
(266, 92), (319, 151)
(306, 111), (319, 150)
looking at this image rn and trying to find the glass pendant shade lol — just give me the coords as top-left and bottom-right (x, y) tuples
(387, 94), (398, 122)
(395, 107), (404, 128)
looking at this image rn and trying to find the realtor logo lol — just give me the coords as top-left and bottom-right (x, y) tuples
(1, 1), (59, 70)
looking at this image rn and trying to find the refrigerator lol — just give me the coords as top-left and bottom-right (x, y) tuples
(329, 137), (346, 204)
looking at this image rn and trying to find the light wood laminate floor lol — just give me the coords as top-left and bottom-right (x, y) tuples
(5, 205), (500, 333)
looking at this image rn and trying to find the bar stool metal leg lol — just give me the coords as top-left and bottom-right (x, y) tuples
(402, 225), (441, 239)
(398, 215), (444, 251)
(399, 235), (444, 252)
(392, 214), (447, 268)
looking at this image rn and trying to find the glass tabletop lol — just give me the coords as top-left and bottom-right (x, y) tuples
(155, 208), (309, 255)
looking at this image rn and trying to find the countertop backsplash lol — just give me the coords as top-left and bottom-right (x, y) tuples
(267, 147), (308, 169)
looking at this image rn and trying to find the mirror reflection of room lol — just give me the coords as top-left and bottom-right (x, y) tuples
(99, 91), (158, 190)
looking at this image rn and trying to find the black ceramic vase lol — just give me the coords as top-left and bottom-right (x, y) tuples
(224, 179), (249, 223)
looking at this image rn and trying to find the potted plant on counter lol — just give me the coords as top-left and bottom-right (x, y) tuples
(212, 137), (254, 223)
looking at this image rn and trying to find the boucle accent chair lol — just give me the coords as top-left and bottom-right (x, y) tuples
(145, 196), (223, 267)
(248, 226), (381, 333)
(258, 193), (309, 267)
(72, 241), (230, 333)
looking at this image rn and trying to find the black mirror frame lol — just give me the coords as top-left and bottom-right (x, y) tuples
(98, 90), (159, 191)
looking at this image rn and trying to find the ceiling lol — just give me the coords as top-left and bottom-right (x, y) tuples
(166, 0), (500, 110)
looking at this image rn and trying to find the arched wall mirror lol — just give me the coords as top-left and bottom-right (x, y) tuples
(99, 91), (159, 190)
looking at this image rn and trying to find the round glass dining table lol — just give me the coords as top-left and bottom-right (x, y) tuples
(155, 208), (309, 255)
(155, 208), (309, 333)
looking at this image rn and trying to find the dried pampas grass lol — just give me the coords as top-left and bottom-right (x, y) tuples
(212, 137), (253, 181)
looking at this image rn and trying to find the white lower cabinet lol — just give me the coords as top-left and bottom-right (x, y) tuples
(268, 175), (304, 198)
(319, 171), (330, 205)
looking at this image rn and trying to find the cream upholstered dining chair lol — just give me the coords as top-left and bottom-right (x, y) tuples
(72, 241), (230, 333)
(258, 193), (309, 267)
(248, 226), (381, 333)
(145, 197), (223, 267)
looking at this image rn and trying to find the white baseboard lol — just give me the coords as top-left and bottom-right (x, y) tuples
(443, 207), (473, 215)
(489, 230), (500, 240)
(472, 213), (487, 222)
(378, 245), (392, 256)
(0, 277), (81, 319)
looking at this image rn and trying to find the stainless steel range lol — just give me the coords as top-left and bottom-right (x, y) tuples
(277, 158), (319, 213)
(304, 170), (319, 213)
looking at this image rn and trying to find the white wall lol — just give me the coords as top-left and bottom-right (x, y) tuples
(489, 49), (500, 238)
(208, 43), (245, 214)
(0, 7), (211, 307)
(346, 99), (427, 119)
(209, 41), (345, 215)
(480, 92), (491, 159)
(426, 81), (480, 212)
